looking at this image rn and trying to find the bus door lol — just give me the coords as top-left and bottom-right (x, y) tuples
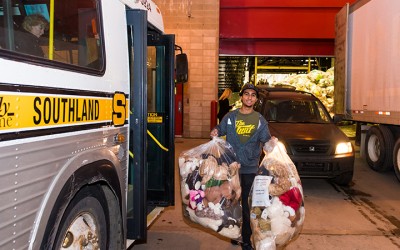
(146, 31), (175, 206)
(125, 9), (175, 241)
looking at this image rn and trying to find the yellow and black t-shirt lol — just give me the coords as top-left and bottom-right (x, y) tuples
(236, 111), (259, 144)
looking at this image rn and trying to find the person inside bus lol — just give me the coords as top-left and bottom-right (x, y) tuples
(217, 88), (233, 123)
(15, 14), (49, 57)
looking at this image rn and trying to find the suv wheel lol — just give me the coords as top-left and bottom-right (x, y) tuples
(333, 171), (354, 186)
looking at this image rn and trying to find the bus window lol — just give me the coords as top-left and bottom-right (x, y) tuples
(147, 46), (157, 112)
(0, 0), (104, 71)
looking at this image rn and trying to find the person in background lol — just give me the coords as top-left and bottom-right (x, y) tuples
(210, 83), (272, 250)
(15, 14), (49, 57)
(217, 88), (233, 123)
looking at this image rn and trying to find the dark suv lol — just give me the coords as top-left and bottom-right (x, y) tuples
(254, 86), (355, 186)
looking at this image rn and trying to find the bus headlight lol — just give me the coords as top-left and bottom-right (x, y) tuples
(335, 142), (353, 154)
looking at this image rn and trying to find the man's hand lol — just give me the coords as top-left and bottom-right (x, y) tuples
(210, 128), (218, 138)
(263, 136), (278, 153)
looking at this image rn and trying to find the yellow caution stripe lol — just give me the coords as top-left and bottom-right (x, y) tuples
(147, 130), (169, 152)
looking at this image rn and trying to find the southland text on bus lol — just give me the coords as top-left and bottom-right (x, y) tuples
(33, 97), (100, 124)
(0, 92), (128, 130)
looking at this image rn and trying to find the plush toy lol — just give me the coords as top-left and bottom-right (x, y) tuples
(250, 208), (267, 240)
(199, 158), (242, 200)
(217, 201), (242, 239)
(199, 155), (219, 184)
(292, 205), (305, 236)
(186, 169), (202, 190)
(250, 191), (303, 248)
(267, 197), (295, 246)
(181, 169), (203, 205)
(213, 162), (230, 180)
(178, 137), (243, 239)
(189, 189), (205, 210)
(250, 138), (305, 249)
(261, 158), (292, 196)
(251, 197), (295, 247)
(186, 206), (222, 231)
(218, 198), (242, 228)
(192, 165), (243, 239)
(218, 149), (237, 165)
(203, 181), (234, 206)
(179, 156), (200, 179)
(255, 237), (276, 250)
(181, 180), (190, 205)
(279, 186), (302, 216)
(228, 161), (241, 200)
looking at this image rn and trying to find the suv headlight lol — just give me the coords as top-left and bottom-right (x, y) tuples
(335, 142), (353, 154)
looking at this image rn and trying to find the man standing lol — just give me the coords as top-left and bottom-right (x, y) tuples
(210, 83), (271, 250)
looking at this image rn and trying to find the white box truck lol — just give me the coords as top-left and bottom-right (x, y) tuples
(334, 0), (400, 182)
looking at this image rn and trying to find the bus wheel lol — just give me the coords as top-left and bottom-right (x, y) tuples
(54, 185), (107, 249)
(393, 138), (400, 182)
(365, 125), (393, 172)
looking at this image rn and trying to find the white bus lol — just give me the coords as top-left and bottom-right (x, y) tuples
(0, 0), (186, 248)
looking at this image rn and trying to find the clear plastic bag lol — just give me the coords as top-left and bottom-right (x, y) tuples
(178, 137), (242, 239)
(249, 138), (305, 250)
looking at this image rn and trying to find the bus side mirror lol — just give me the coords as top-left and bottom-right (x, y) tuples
(176, 53), (188, 83)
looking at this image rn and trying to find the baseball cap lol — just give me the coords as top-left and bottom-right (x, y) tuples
(240, 83), (259, 97)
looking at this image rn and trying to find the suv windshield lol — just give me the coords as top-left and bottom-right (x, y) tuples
(261, 99), (331, 123)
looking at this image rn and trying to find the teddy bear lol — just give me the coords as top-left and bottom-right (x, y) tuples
(260, 158), (292, 197)
(250, 197), (295, 247)
(193, 167), (243, 239)
(279, 178), (303, 223)
(250, 206), (278, 250)
(198, 156), (242, 200)
(203, 180), (234, 206)
(198, 155), (220, 184)
(190, 180), (234, 222)
(260, 138), (302, 197)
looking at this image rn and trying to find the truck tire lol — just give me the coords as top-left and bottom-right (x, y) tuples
(42, 184), (123, 250)
(365, 125), (394, 172)
(393, 138), (400, 182)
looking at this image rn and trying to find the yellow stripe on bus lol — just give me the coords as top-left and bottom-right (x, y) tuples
(0, 93), (129, 131)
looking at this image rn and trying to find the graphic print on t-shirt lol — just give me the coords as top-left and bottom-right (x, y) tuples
(235, 111), (259, 144)
(236, 120), (255, 137)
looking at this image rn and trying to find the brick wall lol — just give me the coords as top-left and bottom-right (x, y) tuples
(156, 0), (219, 138)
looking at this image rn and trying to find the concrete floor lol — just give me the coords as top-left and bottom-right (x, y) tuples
(130, 137), (400, 250)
